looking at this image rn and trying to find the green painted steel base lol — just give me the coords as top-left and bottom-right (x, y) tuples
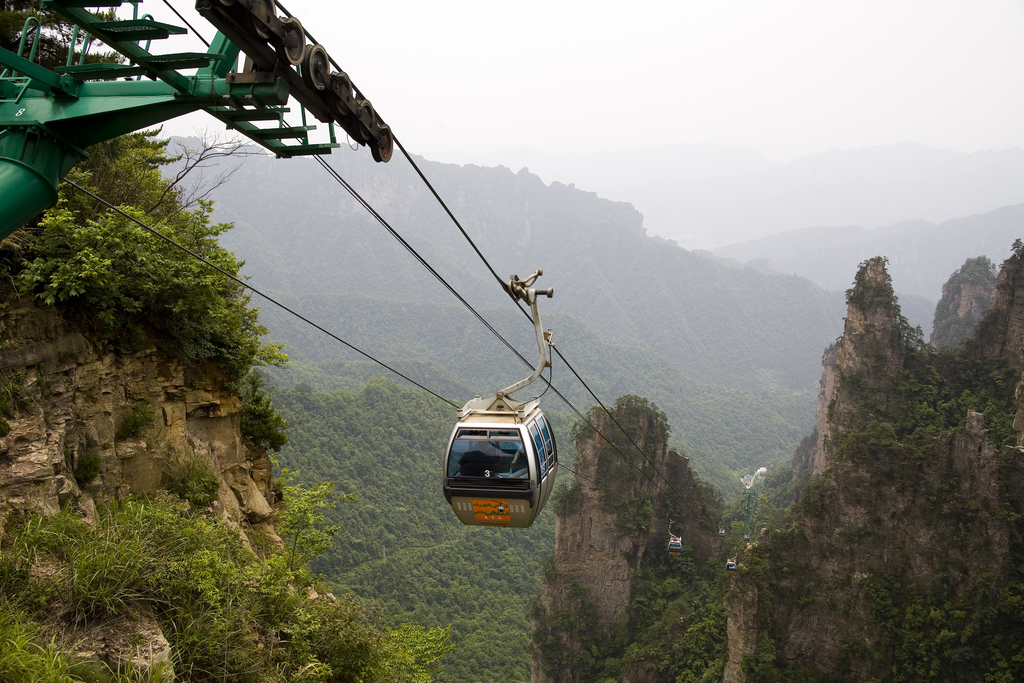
(0, 128), (85, 238)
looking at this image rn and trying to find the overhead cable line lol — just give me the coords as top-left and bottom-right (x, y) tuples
(312, 155), (536, 371)
(65, 181), (636, 511)
(62, 179), (459, 409)
(391, 137), (717, 532)
(311, 156), (678, 499)
(162, 0), (210, 47)
(393, 136), (507, 289)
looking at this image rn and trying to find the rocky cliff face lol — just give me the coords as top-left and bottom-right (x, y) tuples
(969, 247), (1024, 364)
(723, 255), (1024, 682)
(930, 255), (997, 348)
(531, 397), (722, 683)
(0, 293), (275, 534)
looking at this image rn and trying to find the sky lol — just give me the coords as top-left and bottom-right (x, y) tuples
(147, 0), (1024, 163)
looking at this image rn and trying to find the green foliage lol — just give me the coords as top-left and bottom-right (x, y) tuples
(241, 371), (288, 451)
(553, 480), (583, 515)
(0, 370), (27, 436)
(167, 457), (220, 509)
(13, 131), (286, 385)
(858, 572), (1024, 682)
(277, 466), (350, 571)
(73, 451), (100, 484)
(116, 399), (152, 439)
(0, 495), (451, 683)
(742, 638), (782, 682)
(382, 624), (454, 683)
(0, 603), (78, 683)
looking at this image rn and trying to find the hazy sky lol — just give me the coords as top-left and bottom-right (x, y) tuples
(150, 0), (1024, 162)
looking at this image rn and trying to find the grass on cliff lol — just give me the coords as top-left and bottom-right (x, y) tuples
(0, 489), (450, 683)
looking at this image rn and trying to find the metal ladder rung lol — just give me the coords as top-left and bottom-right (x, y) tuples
(138, 52), (226, 71)
(244, 125), (315, 140)
(54, 63), (149, 80)
(89, 19), (188, 42)
(210, 106), (289, 122)
(42, 0), (123, 6)
(275, 142), (342, 157)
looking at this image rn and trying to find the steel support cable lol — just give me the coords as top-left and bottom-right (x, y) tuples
(311, 156), (673, 495)
(63, 182), (641, 512)
(550, 344), (717, 532)
(62, 179), (459, 409)
(162, 0), (211, 48)
(392, 138), (718, 532)
(312, 155), (535, 371)
(393, 136), (507, 289)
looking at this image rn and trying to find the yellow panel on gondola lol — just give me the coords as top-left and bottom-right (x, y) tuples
(473, 499), (511, 525)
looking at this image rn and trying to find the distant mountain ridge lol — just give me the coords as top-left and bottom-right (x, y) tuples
(433, 142), (1024, 250)
(211, 149), (846, 394)
(712, 202), (1024, 301)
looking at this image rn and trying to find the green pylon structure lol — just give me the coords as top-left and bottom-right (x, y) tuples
(0, 0), (393, 238)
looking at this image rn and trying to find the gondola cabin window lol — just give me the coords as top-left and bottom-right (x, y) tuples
(528, 422), (546, 476)
(538, 416), (556, 465)
(447, 429), (530, 479)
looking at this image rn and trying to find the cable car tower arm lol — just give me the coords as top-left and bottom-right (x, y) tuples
(457, 269), (553, 420)
(0, 0), (393, 239)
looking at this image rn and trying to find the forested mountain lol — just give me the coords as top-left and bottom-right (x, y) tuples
(720, 254), (1024, 681)
(713, 202), (1024, 301)
(201, 143), (851, 489)
(269, 379), (576, 683)
(211, 145), (846, 393)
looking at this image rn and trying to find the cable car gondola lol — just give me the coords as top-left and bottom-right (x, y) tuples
(667, 520), (683, 555)
(442, 271), (558, 528)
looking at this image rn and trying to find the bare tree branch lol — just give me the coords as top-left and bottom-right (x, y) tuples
(147, 130), (261, 216)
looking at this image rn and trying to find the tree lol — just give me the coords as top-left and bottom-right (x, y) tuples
(1, 0), (118, 71)
(277, 466), (352, 570)
(241, 370), (289, 452)
(383, 624), (454, 683)
(11, 129), (285, 383)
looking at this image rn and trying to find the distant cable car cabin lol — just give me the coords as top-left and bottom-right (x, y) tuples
(667, 520), (682, 555)
(443, 271), (557, 528)
(726, 559), (738, 573)
(718, 528), (726, 538)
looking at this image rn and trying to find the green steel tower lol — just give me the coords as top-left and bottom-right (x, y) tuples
(0, 0), (393, 237)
